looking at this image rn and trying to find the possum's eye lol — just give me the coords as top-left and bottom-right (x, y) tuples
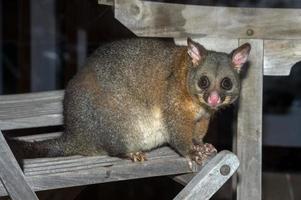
(198, 76), (210, 89)
(221, 77), (232, 90)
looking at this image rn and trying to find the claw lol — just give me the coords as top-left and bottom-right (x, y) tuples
(129, 152), (147, 162)
(189, 143), (217, 166)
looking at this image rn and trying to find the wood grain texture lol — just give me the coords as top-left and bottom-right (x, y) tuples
(0, 131), (38, 200)
(0, 90), (63, 130)
(0, 147), (230, 197)
(173, 151), (239, 200)
(264, 40), (301, 76)
(236, 39), (263, 200)
(174, 38), (238, 53)
(114, 0), (301, 40)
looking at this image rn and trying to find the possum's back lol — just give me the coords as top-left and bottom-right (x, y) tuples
(88, 38), (180, 93)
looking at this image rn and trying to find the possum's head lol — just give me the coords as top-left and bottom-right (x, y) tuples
(186, 38), (251, 110)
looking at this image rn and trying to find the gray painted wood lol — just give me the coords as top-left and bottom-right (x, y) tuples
(236, 39), (263, 200)
(115, 0), (301, 40)
(30, 0), (57, 92)
(0, 90), (63, 130)
(0, 146), (216, 196)
(174, 38), (238, 53)
(0, 131), (38, 200)
(264, 40), (301, 76)
(173, 151), (239, 200)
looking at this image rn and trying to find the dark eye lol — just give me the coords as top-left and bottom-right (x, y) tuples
(198, 76), (210, 89)
(221, 77), (232, 90)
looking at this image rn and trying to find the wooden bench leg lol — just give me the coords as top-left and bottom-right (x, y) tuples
(235, 39), (263, 200)
(173, 151), (239, 200)
(0, 130), (38, 200)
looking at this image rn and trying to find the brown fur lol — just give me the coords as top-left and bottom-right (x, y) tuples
(11, 38), (250, 163)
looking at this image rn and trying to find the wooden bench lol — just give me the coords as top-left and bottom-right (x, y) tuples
(1, 0), (300, 199)
(0, 90), (239, 200)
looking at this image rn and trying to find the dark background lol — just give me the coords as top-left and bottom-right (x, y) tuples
(0, 0), (301, 199)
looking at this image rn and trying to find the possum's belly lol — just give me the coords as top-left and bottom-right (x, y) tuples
(132, 107), (169, 151)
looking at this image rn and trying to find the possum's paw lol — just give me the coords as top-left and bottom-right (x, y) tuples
(128, 151), (148, 162)
(189, 143), (217, 165)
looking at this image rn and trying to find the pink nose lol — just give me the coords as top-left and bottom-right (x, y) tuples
(207, 91), (221, 107)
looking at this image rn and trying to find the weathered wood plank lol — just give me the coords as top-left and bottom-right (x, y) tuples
(236, 39), (263, 200)
(174, 38), (238, 53)
(115, 0), (301, 40)
(264, 40), (301, 76)
(173, 151), (239, 200)
(0, 147), (226, 197)
(0, 131), (38, 200)
(0, 90), (63, 130)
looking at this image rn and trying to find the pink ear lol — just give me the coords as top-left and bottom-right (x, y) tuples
(187, 38), (207, 66)
(232, 43), (251, 72)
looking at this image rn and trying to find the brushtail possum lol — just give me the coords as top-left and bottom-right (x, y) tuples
(10, 38), (251, 164)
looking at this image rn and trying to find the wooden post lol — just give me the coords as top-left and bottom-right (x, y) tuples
(236, 39), (263, 200)
(0, 130), (38, 200)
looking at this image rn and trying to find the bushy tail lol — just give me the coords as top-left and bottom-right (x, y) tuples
(7, 137), (66, 160)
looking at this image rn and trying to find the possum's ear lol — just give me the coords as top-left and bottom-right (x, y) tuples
(231, 43), (251, 73)
(187, 38), (207, 66)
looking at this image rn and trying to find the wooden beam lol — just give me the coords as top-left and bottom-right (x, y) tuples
(235, 39), (263, 200)
(0, 131), (38, 200)
(173, 151), (239, 200)
(0, 147), (218, 196)
(264, 40), (301, 76)
(174, 38), (238, 53)
(114, 0), (301, 40)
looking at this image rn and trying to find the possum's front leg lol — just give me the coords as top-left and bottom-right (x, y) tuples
(190, 117), (217, 164)
(167, 106), (216, 166)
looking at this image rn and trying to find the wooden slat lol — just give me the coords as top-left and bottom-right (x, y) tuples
(0, 90), (63, 130)
(0, 147), (223, 196)
(0, 131), (38, 200)
(236, 39), (263, 200)
(173, 151), (239, 200)
(264, 40), (301, 76)
(174, 38), (238, 53)
(114, 0), (301, 40)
